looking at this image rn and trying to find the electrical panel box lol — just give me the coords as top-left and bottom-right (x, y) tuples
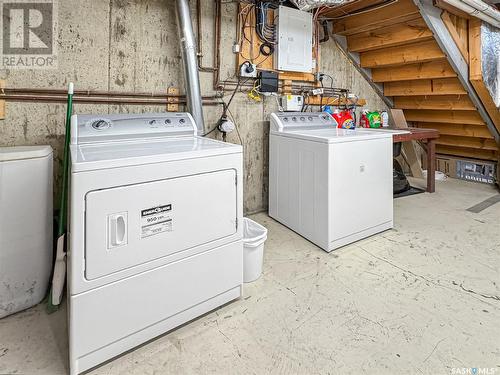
(276, 6), (313, 73)
(281, 95), (304, 111)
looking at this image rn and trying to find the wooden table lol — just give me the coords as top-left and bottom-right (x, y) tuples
(392, 127), (440, 193)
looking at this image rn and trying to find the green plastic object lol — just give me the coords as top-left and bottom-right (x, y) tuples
(47, 83), (74, 313)
(367, 111), (382, 128)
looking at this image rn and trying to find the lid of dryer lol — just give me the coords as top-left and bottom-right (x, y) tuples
(69, 113), (242, 172)
(0, 145), (52, 162)
(71, 135), (242, 172)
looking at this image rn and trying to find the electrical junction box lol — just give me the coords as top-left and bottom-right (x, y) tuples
(281, 95), (303, 111)
(239, 62), (257, 78)
(259, 71), (279, 93)
(276, 6), (313, 73)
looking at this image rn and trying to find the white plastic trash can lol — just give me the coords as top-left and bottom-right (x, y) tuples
(242, 218), (268, 283)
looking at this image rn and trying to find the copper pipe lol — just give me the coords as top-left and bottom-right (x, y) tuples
(196, 0), (218, 73)
(1, 93), (223, 106)
(3, 88), (185, 98)
(214, 0), (222, 90)
(3, 88), (220, 100)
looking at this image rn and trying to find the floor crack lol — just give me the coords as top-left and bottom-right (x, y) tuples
(423, 337), (447, 363)
(456, 282), (500, 301)
(357, 246), (499, 307)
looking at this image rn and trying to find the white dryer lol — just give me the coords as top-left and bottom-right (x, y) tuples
(269, 112), (393, 252)
(68, 113), (243, 374)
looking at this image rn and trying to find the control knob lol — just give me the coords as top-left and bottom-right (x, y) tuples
(91, 119), (111, 130)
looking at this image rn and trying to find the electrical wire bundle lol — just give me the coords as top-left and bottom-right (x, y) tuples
(254, 1), (280, 45)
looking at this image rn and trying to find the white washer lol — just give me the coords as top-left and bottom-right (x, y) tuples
(269, 112), (393, 252)
(68, 113), (243, 375)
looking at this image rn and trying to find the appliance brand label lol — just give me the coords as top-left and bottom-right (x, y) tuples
(140, 204), (172, 238)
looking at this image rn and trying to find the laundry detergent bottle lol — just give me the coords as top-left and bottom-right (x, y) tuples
(333, 109), (356, 129)
(359, 110), (369, 128)
(367, 111), (382, 128)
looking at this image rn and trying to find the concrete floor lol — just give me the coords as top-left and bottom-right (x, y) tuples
(1, 179), (499, 375)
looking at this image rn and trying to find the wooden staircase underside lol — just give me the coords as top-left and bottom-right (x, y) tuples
(326, 0), (500, 161)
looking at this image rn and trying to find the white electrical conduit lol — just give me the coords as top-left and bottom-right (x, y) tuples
(441, 0), (500, 28)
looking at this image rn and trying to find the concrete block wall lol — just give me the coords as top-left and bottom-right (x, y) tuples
(0, 0), (386, 214)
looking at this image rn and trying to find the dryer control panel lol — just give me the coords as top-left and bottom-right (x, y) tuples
(71, 113), (197, 144)
(270, 112), (336, 132)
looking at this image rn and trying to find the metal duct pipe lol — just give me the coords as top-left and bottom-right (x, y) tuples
(175, 0), (205, 135)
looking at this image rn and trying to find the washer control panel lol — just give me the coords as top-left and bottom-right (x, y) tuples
(270, 112), (336, 132)
(71, 113), (197, 144)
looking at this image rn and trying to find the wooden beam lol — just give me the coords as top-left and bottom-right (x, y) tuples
(394, 95), (475, 110)
(306, 96), (367, 106)
(441, 11), (469, 62)
(470, 80), (500, 133)
(436, 145), (498, 161)
(434, 0), (471, 19)
(372, 59), (456, 82)
(360, 40), (445, 68)
(384, 78), (466, 96)
(323, 0), (387, 18)
(469, 19), (482, 81)
(347, 18), (433, 52)
(282, 80), (293, 95)
(332, 0), (420, 36)
(278, 72), (315, 82)
(167, 87), (179, 112)
(404, 109), (486, 125)
(436, 135), (498, 151)
(416, 122), (494, 138)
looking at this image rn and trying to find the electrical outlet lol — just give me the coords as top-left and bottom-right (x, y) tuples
(312, 88), (324, 95)
(232, 44), (240, 53)
(239, 63), (257, 78)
